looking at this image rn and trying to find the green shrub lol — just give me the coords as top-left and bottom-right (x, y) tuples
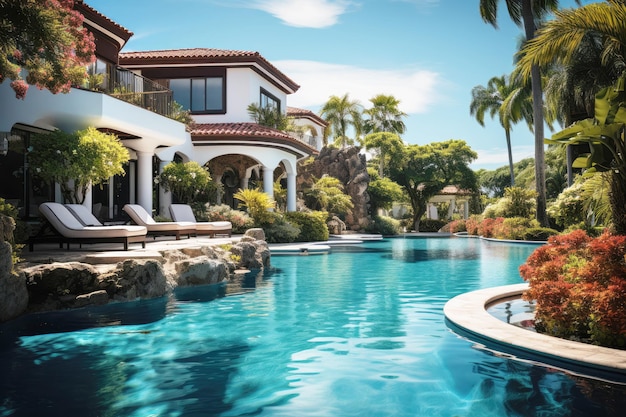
(483, 187), (537, 219)
(419, 219), (446, 232)
(284, 211), (329, 242)
(262, 213), (300, 243)
(366, 215), (401, 235)
(523, 227), (559, 241)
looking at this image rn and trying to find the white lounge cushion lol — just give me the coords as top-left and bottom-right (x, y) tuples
(65, 204), (104, 226)
(169, 204), (232, 231)
(39, 203), (147, 239)
(123, 204), (196, 232)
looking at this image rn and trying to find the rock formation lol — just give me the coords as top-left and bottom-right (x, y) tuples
(0, 214), (28, 322)
(297, 146), (371, 231)
(3, 229), (272, 320)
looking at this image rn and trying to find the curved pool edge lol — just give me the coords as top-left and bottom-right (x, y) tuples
(444, 283), (626, 384)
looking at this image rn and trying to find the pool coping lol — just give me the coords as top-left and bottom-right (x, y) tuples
(444, 283), (626, 383)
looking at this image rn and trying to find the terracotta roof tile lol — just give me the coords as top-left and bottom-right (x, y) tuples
(78, 1), (133, 39)
(287, 106), (328, 126)
(190, 122), (317, 156)
(119, 48), (299, 92)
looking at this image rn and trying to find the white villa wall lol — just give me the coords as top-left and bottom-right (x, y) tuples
(191, 67), (289, 125)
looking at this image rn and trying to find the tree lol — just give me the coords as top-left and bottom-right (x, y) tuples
(363, 94), (407, 135)
(29, 127), (129, 204)
(157, 161), (214, 204)
(388, 139), (478, 231)
(0, 0), (96, 99)
(319, 93), (363, 147)
(367, 168), (405, 215)
(479, 0), (571, 227)
(470, 74), (530, 187)
(515, 1), (625, 86)
(363, 132), (404, 177)
(547, 73), (626, 234)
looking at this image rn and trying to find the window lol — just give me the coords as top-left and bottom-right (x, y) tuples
(169, 77), (224, 113)
(260, 88), (280, 112)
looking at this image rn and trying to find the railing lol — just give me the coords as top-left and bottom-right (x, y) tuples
(86, 65), (174, 119)
(288, 132), (321, 150)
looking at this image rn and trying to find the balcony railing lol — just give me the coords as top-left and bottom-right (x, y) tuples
(85, 66), (174, 119)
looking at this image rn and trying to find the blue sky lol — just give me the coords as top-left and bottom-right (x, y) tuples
(85, 0), (593, 170)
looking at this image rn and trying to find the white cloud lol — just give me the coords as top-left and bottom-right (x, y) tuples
(472, 145), (534, 169)
(275, 60), (441, 114)
(238, 0), (355, 28)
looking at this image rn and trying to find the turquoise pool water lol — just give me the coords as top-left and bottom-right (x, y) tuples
(1, 237), (625, 416)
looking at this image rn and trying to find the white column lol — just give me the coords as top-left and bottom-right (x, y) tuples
(215, 174), (223, 205)
(158, 159), (172, 217)
(108, 175), (115, 219)
(136, 151), (153, 214)
(287, 172), (296, 212)
(464, 201), (469, 219)
(263, 165), (274, 201)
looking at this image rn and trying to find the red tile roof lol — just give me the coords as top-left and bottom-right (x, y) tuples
(77, 1), (133, 41)
(190, 123), (317, 156)
(119, 48), (299, 93)
(287, 106), (328, 127)
(191, 122), (294, 139)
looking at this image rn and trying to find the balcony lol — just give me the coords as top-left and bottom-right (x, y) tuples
(84, 65), (174, 119)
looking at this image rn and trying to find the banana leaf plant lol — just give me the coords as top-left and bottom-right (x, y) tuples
(546, 74), (626, 233)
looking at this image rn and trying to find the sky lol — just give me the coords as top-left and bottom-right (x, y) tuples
(85, 0), (594, 170)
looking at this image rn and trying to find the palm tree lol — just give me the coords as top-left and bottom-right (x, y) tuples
(517, 1), (624, 186)
(470, 74), (529, 187)
(363, 94), (407, 135)
(319, 93), (363, 148)
(479, 0), (571, 227)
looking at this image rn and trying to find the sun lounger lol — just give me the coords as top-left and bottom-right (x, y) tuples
(29, 202), (147, 251)
(123, 204), (195, 240)
(65, 204), (106, 226)
(169, 204), (232, 237)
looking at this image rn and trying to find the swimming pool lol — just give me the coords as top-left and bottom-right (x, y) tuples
(1, 237), (624, 416)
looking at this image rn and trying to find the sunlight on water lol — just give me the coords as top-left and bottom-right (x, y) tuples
(1, 237), (624, 416)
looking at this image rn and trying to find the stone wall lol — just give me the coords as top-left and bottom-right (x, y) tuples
(1, 229), (271, 321)
(297, 146), (371, 231)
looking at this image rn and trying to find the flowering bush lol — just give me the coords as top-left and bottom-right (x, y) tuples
(520, 230), (626, 348)
(477, 217), (503, 238)
(465, 215), (481, 235)
(203, 204), (253, 234)
(492, 217), (539, 240)
(158, 161), (214, 204)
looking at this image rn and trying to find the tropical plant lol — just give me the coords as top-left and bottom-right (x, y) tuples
(233, 188), (275, 225)
(388, 139), (478, 231)
(247, 103), (290, 130)
(363, 132), (404, 177)
(480, 0), (571, 227)
(363, 94), (407, 135)
(547, 73), (626, 234)
(0, 0), (96, 99)
(303, 175), (354, 217)
(29, 127), (129, 204)
(319, 93), (363, 147)
(157, 161), (213, 204)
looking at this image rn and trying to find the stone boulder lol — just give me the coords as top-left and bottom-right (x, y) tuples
(99, 259), (167, 301)
(173, 256), (228, 286)
(231, 237), (270, 270)
(0, 241), (28, 322)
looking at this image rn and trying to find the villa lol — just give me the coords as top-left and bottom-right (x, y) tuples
(0, 0), (326, 223)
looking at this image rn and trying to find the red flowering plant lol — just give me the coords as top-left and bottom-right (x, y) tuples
(477, 217), (504, 238)
(520, 229), (626, 348)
